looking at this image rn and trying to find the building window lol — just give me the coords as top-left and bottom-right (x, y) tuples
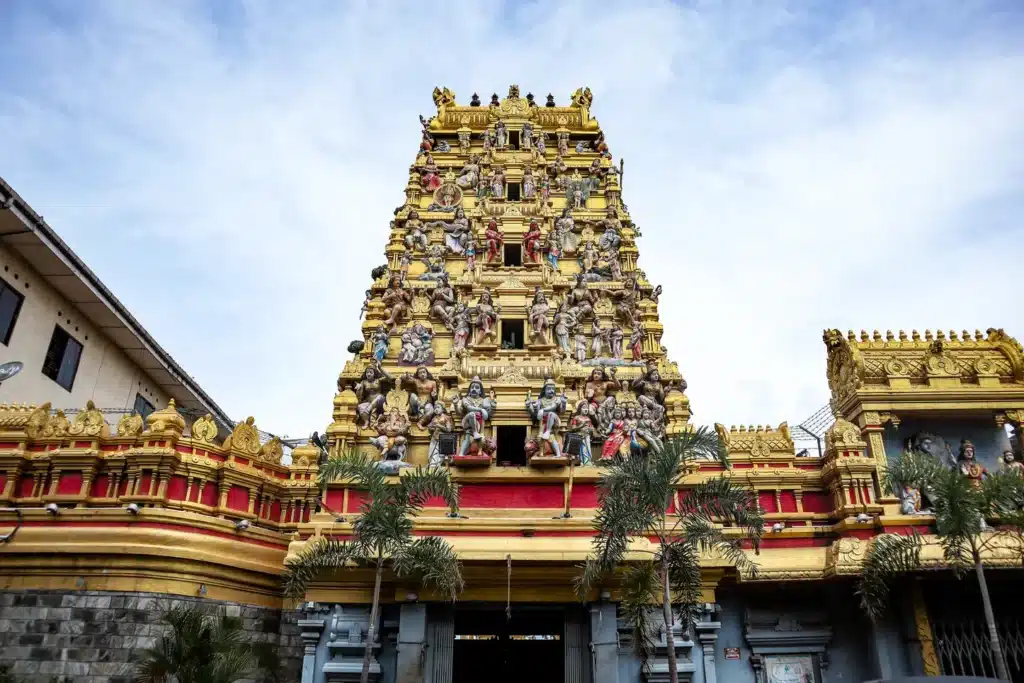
(508, 131), (520, 149)
(41, 325), (83, 392)
(507, 183), (521, 201)
(504, 244), (522, 267)
(496, 425), (528, 466)
(501, 319), (524, 350)
(133, 393), (155, 420)
(0, 277), (25, 346)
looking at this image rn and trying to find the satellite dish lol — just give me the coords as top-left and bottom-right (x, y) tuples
(0, 361), (23, 384)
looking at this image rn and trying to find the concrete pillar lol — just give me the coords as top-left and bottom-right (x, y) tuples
(695, 604), (721, 683)
(397, 603), (428, 683)
(299, 616), (326, 683)
(589, 602), (618, 683)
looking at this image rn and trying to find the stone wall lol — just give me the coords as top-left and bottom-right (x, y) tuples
(0, 590), (302, 683)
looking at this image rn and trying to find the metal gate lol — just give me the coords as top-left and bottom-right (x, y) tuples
(932, 618), (1024, 681)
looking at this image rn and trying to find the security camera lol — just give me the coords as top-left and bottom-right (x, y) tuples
(125, 503), (140, 515)
(45, 503), (60, 516)
(234, 519), (250, 531)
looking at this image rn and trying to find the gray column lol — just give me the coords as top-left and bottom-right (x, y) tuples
(590, 602), (619, 683)
(694, 604), (721, 683)
(299, 613), (326, 683)
(397, 603), (428, 683)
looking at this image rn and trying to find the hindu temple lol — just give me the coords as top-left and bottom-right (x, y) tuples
(1, 85), (1024, 683)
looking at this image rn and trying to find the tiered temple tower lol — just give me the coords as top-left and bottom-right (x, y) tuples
(329, 84), (688, 473)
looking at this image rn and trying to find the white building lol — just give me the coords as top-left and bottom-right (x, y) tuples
(0, 176), (231, 429)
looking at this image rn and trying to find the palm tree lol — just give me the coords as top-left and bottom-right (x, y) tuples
(282, 451), (464, 683)
(134, 602), (281, 683)
(856, 449), (1024, 681)
(577, 428), (764, 683)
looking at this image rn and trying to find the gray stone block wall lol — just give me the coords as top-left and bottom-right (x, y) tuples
(0, 590), (302, 682)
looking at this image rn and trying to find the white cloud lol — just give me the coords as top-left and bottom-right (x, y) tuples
(1, 0), (1022, 435)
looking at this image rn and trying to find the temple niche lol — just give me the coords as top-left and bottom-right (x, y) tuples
(333, 84), (685, 470)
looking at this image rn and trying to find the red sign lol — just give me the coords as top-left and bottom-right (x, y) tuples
(724, 647), (741, 660)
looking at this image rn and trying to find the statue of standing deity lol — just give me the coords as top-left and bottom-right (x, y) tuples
(381, 277), (413, 330)
(485, 220), (505, 263)
(451, 303), (472, 355)
(426, 404), (455, 467)
(371, 325), (390, 362)
(454, 377), (497, 458)
(355, 363), (393, 428)
(544, 229), (561, 270)
(630, 321), (645, 361)
(522, 221), (542, 264)
(456, 155), (482, 189)
(567, 401), (597, 465)
(526, 379), (568, 458)
(403, 210), (428, 252)
(609, 323), (624, 359)
(522, 166), (537, 200)
(495, 121), (508, 149)
(553, 302), (577, 357)
(419, 154), (442, 191)
(471, 289), (500, 346)
(522, 122), (533, 150)
(528, 287), (550, 344)
(554, 208), (578, 254)
(491, 166), (506, 199)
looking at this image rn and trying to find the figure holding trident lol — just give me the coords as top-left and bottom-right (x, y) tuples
(526, 378), (568, 459)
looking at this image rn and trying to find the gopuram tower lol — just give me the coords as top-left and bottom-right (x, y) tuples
(329, 84), (688, 472)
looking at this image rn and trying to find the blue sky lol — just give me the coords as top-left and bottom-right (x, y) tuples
(1, 0), (1023, 437)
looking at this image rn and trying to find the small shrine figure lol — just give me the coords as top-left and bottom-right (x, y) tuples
(580, 241), (599, 274)
(567, 274), (596, 318)
(650, 284), (663, 304)
(485, 220), (505, 263)
(381, 277), (413, 330)
(600, 406), (631, 461)
(420, 153), (442, 191)
(403, 210), (428, 252)
(523, 221), (543, 264)
(630, 321), (645, 361)
(957, 439), (987, 486)
(574, 328), (588, 363)
(471, 289), (500, 346)
(399, 252), (413, 280)
(458, 129), (471, 155)
(359, 289), (373, 320)
(544, 228), (561, 270)
(480, 128), (494, 154)
(491, 165), (506, 199)
(611, 278), (640, 325)
(522, 166), (537, 199)
(900, 485), (924, 515)
(426, 404), (455, 467)
(355, 363), (393, 428)
(591, 317), (606, 358)
(1002, 450), (1024, 476)
(456, 155), (482, 189)
(595, 130), (609, 157)
(522, 122), (533, 150)
(585, 367), (621, 420)
(609, 323), (624, 359)
(451, 303), (472, 354)
(575, 141), (589, 154)
(553, 302), (577, 357)
(538, 175), (550, 201)
(399, 323), (434, 365)
(464, 234), (478, 272)
(370, 407), (411, 473)
(433, 207), (470, 254)
(554, 208), (578, 254)
(557, 131), (569, 157)
(534, 129), (546, 156)
(419, 244), (448, 281)
(454, 377), (498, 458)
(435, 140), (451, 153)
(401, 366), (440, 424)
(631, 360), (666, 414)
(429, 275), (457, 329)
(495, 121), (508, 149)
(599, 221), (622, 255)
(528, 287), (550, 344)
(371, 325), (390, 362)
(526, 378), (568, 458)
(567, 401), (597, 465)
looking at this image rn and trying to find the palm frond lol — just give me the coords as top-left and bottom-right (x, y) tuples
(392, 536), (464, 601)
(282, 537), (365, 598)
(318, 450), (388, 497)
(662, 427), (728, 468)
(856, 532), (922, 622)
(399, 466), (460, 512)
(883, 450), (948, 494)
(981, 470), (1024, 516)
(677, 515), (757, 579)
(676, 476), (764, 552)
(355, 500), (415, 557)
(662, 541), (704, 625)
(928, 468), (983, 573)
(619, 560), (661, 663)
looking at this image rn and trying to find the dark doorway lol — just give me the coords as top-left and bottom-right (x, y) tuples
(501, 319), (524, 350)
(504, 244), (522, 267)
(497, 425), (528, 466)
(507, 183), (521, 201)
(509, 130), (520, 149)
(453, 606), (564, 683)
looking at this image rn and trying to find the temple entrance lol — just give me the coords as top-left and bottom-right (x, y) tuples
(452, 605), (565, 683)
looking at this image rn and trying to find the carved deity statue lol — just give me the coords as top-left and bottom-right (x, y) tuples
(485, 220), (504, 263)
(553, 301), (577, 357)
(631, 360), (666, 415)
(426, 404), (455, 467)
(600, 407), (630, 461)
(420, 154), (442, 191)
(371, 325), (390, 362)
(580, 241), (599, 274)
(591, 317), (606, 358)
(464, 234), (478, 272)
(429, 275), (456, 329)
(429, 207), (470, 254)
(523, 220), (542, 264)
(522, 166), (537, 199)
(534, 129), (546, 156)
(495, 121), (508, 149)
(471, 289), (500, 346)
(585, 367), (621, 422)
(630, 321), (645, 361)
(574, 328), (588, 363)
(521, 122), (533, 150)
(1002, 450), (1024, 476)
(528, 287), (550, 344)
(355, 363), (393, 428)
(526, 379), (568, 458)
(454, 377), (498, 458)
(419, 244), (448, 281)
(544, 228), (561, 270)
(608, 322), (624, 360)
(370, 407), (411, 473)
(401, 365), (440, 425)
(567, 274), (596, 319)
(491, 166), (506, 199)
(451, 303), (472, 355)
(567, 401), (597, 465)
(381, 277), (413, 330)
(610, 277), (639, 325)
(554, 207), (578, 254)
(399, 323), (434, 365)
(957, 439), (987, 487)
(456, 155), (482, 189)
(403, 210), (428, 252)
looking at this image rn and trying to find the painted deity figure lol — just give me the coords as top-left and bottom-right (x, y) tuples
(464, 234), (478, 272)
(454, 377), (497, 457)
(491, 166), (506, 199)
(630, 321), (645, 361)
(611, 278), (639, 325)
(399, 323), (433, 364)
(609, 323), (624, 360)
(521, 122), (533, 150)
(471, 289), (500, 346)
(429, 275), (456, 329)
(370, 408), (411, 473)
(567, 274), (596, 319)
(457, 129), (471, 155)
(369, 324), (391, 362)
(485, 220), (505, 263)
(538, 175), (551, 201)
(480, 128), (494, 154)
(634, 407), (664, 455)
(403, 210), (428, 252)
(399, 252), (413, 280)
(419, 244), (448, 281)
(359, 289), (373, 320)
(534, 129), (546, 156)
(585, 367), (621, 422)
(456, 155), (482, 189)
(355, 363), (393, 428)
(528, 287), (550, 343)
(526, 379), (568, 459)
(432, 207), (470, 254)
(553, 302), (577, 357)
(451, 303), (472, 354)
(574, 329), (588, 363)
(544, 228), (561, 270)
(523, 221), (543, 264)
(631, 361), (666, 415)
(580, 241), (599, 274)
(381, 277), (413, 330)
(591, 317), (606, 358)
(522, 166), (537, 199)
(401, 366), (439, 424)
(957, 439), (987, 487)
(495, 121), (507, 149)
(1003, 450), (1024, 476)
(426, 404), (454, 467)
(420, 154), (442, 191)
(554, 208), (578, 254)
(900, 485), (924, 515)
(557, 131), (569, 157)
(567, 401), (596, 465)
(600, 407), (630, 461)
